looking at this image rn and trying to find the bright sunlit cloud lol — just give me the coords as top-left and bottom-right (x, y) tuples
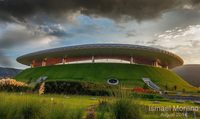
(154, 25), (200, 64)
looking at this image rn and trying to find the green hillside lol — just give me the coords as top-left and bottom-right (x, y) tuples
(15, 63), (198, 92)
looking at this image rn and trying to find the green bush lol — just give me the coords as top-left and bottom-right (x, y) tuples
(68, 109), (84, 119)
(96, 98), (143, 119)
(4, 100), (43, 119)
(0, 85), (31, 92)
(39, 102), (71, 119)
(0, 100), (8, 119)
(132, 93), (164, 100)
(46, 107), (69, 119)
(96, 100), (110, 119)
(44, 81), (113, 96)
(111, 99), (143, 119)
(16, 103), (42, 119)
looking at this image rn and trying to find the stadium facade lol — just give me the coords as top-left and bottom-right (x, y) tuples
(17, 44), (183, 69)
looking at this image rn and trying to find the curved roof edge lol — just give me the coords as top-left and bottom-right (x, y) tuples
(17, 44), (184, 68)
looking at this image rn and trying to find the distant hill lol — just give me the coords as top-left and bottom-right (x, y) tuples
(172, 64), (200, 87)
(0, 67), (22, 78)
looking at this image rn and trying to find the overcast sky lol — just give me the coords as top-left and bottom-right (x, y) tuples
(0, 0), (200, 69)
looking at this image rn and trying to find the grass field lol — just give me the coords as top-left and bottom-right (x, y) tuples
(0, 92), (94, 119)
(15, 63), (198, 92)
(0, 92), (199, 119)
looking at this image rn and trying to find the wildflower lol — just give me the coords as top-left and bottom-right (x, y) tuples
(39, 82), (45, 95)
(51, 97), (54, 101)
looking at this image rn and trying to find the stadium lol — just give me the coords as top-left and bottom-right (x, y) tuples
(17, 44), (183, 69)
(15, 44), (197, 92)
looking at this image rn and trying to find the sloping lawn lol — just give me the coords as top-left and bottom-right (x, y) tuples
(15, 63), (198, 92)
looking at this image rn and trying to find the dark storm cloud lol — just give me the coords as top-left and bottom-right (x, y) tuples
(0, 23), (73, 67)
(0, 0), (189, 22)
(0, 51), (12, 67)
(0, 25), (36, 48)
(190, 0), (200, 4)
(0, 23), (73, 49)
(49, 30), (73, 38)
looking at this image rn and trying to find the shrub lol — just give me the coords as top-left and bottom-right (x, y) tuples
(0, 79), (31, 92)
(68, 109), (84, 119)
(132, 87), (146, 93)
(174, 85), (177, 91)
(143, 84), (149, 89)
(132, 93), (164, 100)
(86, 110), (95, 119)
(165, 84), (168, 90)
(96, 100), (110, 119)
(17, 103), (42, 119)
(0, 100), (8, 119)
(182, 88), (186, 93)
(111, 99), (143, 119)
(46, 107), (69, 119)
(97, 100), (110, 112)
(43, 81), (112, 96)
(5, 100), (43, 119)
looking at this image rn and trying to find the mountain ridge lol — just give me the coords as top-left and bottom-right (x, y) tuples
(0, 67), (22, 78)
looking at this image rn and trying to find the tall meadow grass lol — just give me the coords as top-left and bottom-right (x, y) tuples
(0, 92), (84, 119)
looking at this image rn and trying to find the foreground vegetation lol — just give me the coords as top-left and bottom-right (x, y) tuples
(15, 63), (198, 92)
(0, 92), (199, 119)
(6, 63), (199, 118)
(0, 92), (97, 119)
